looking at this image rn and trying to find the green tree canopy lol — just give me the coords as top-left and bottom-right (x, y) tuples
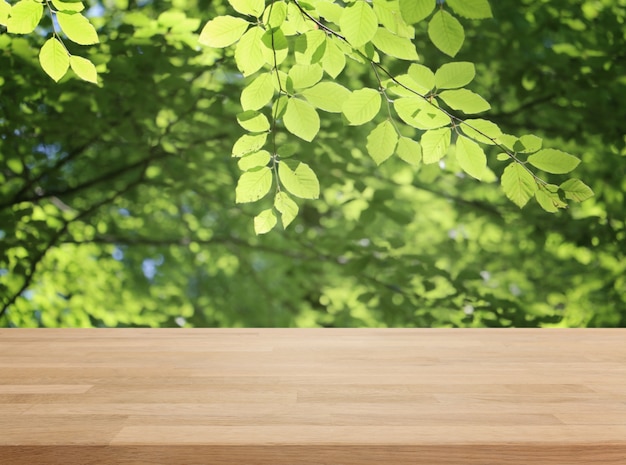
(1, 0), (625, 328)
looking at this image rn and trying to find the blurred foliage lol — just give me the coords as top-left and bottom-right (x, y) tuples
(1, 0), (625, 328)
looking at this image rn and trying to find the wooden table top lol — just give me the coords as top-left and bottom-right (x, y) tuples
(0, 328), (625, 465)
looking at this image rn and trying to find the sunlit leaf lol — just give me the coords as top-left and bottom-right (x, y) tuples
(421, 127), (451, 163)
(283, 98), (320, 142)
(237, 110), (270, 133)
(235, 166), (273, 203)
(288, 63), (323, 90)
(263, 1), (287, 29)
(294, 29), (327, 64)
(57, 11), (99, 45)
(460, 118), (502, 145)
(228, 0), (265, 17)
(434, 62), (475, 89)
(232, 133), (267, 157)
(238, 150), (271, 171)
(235, 26), (265, 76)
(274, 192), (299, 228)
(199, 15), (249, 48)
(340, 1), (378, 47)
(7, 0), (43, 34)
(528, 149), (580, 174)
(396, 136), (422, 165)
(278, 160), (320, 199)
(301, 81), (351, 113)
(399, 0), (435, 24)
(0, 1), (10, 26)
(254, 208), (278, 234)
(428, 10), (464, 57)
(372, 28), (419, 60)
(261, 28), (288, 66)
(394, 97), (450, 129)
(515, 134), (543, 153)
(501, 163), (537, 208)
(439, 89), (490, 114)
(367, 120), (398, 165)
(240, 72), (274, 111)
(39, 38), (69, 82)
(342, 88), (381, 125)
(51, 0), (84, 12)
(408, 64), (435, 93)
(69, 55), (98, 84)
(321, 37), (346, 78)
(560, 178), (594, 202)
(455, 135), (486, 180)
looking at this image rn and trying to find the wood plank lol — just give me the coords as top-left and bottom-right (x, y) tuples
(0, 329), (625, 465)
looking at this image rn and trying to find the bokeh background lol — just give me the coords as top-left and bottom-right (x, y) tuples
(1, 0), (625, 327)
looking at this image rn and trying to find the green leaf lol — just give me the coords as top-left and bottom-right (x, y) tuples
(446, 0), (493, 19)
(263, 1), (287, 29)
(235, 26), (265, 76)
(515, 134), (542, 153)
(455, 135), (486, 180)
(235, 166), (273, 203)
(340, 1), (378, 47)
(39, 38), (69, 83)
(240, 72), (274, 111)
(501, 163), (537, 208)
(199, 15), (249, 48)
(51, 0), (84, 12)
(399, 0), (435, 24)
(366, 120), (398, 165)
(560, 178), (594, 202)
(535, 188), (560, 213)
(294, 30), (327, 64)
(439, 89), (490, 114)
(261, 28), (288, 66)
(394, 97), (450, 129)
(434, 62), (475, 89)
(232, 133), (267, 157)
(301, 82), (351, 113)
(6, 0), (43, 34)
(237, 110), (270, 133)
(527, 149), (581, 174)
(228, 0), (265, 17)
(69, 55), (97, 84)
(288, 64), (323, 90)
(238, 150), (271, 171)
(342, 88), (381, 125)
(278, 160), (320, 199)
(373, 0), (414, 37)
(396, 136), (422, 165)
(274, 192), (299, 228)
(421, 127), (451, 164)
(0, 1), (9, 26)
(408, 64), (435, 93)
(315, 0), (343, 25)
(460, 118), (502, 145)
(428, 10), (464, 57)
(321, 37), (346, 78)
(371, 28), (419, 61)
(56, 12), (99, 45)
(254, 208), (278, 234)
(283, 98), (320, 142)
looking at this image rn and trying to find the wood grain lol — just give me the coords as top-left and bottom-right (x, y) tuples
(0, 328), (625, 464)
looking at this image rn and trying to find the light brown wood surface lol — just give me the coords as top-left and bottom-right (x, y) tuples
(0, 328), (625, 464)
